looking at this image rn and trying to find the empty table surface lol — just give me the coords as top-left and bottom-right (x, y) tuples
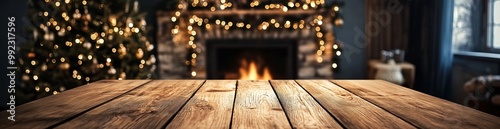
(1, 80), (499, 129)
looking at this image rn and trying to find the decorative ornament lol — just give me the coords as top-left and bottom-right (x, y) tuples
(83, 23), (89, 31)
(120, 72), (126, 79)
(22, 74), (30, 81)
(89, 58), (99, 73)
(334, 17), (344, 26)
(41, 63), (48, 71)
(33, 30), (39, 38)
(136, 48), (144, 59)
(126, 17), (133, 27)
(59, 63), (70, 70)
(103, 25), (109, 31)
(146, 41), (154, 51)
(141, 19), (146, 26)
(118, 44), (127, 58)
(59, 86), (66, 92)
(108, 66), (116, 74)
(82, 7), (92, 21)
(109, 15), (117, 26)
(58, 29), (66, 36)
(150, 55), (156, 64)
(82, 13), (92, 21)
(125, 0), (131, 13)
(28, 52), (36, 58)
(83, 42), (92, 49)
(133, 0), (139, 12)
(44, 32), (54, 41)
(73, 9), (82, 19)
(178, 1), (188, 11)
(108, 35), (113, 40)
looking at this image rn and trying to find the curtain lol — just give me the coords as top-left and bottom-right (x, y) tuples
(407, 0), (454, 98)
(365, 0), (410, 60)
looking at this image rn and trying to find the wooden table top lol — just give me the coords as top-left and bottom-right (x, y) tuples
(1, 80), (499, 129)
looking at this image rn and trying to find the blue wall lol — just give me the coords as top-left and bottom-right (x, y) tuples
(332, 0), (367, 79)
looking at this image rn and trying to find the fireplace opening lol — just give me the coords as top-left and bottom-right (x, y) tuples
(206, 39), (297, 79)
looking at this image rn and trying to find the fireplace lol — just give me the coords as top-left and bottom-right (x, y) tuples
(157, 12), (336, 79)
(206, 39), (297, 79)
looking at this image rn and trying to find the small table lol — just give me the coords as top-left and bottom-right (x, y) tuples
(369, 60), (415, 88)
(1, 80), (499, 128)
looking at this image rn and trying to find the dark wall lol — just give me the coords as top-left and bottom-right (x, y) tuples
(332, 0), (366, 79)
(0, 0), (29, 109)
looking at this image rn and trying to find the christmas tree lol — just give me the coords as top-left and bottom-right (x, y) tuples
(17, 0), (156, 104)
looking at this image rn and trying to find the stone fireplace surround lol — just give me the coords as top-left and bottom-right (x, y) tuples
(156, 16), (335, 79)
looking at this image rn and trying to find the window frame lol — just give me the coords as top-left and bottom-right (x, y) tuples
(487, 0), (500, 53)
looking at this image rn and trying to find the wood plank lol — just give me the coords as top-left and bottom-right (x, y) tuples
(232, 80), (290, 129)
(165, 80), (236, 129)
(270, 80), (343, 129)
(295, 80), (415, 129)
(55, 80), (205, 129)
(332, 80), (500, 128)
(0, 80), (150, 129)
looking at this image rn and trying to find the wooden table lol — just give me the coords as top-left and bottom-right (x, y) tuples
(1, 80), (499, 129)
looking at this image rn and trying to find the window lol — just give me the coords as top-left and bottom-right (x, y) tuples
(453, 0), (500, 53)
(452, 0), (473, 51)
(489, 0), (500, 49)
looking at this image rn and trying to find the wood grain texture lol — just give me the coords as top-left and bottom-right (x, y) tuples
(295, 80), (416, 129)
(270, 80), (343, 129)
(332, 80), (500, 129)
(165, 80), (236, 129)
(0, 80), (150, 129)
(55, 80), (205, 129)
(232, 80), (290, 129)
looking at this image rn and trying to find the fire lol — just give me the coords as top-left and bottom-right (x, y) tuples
(239, 59), (273, 80)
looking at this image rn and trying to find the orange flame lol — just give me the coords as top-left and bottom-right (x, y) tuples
(239, 59), (272, 80)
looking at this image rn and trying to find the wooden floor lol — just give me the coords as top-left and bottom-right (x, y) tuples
(1, 80), (499, 129)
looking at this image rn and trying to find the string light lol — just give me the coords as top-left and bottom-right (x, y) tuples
(317, 57), (323, 63)
(164, 0), (344, 76)
(302, 4), (309, 10)
(191, 71), (197, 77)
(288, 2), (294, 7)
(334, 6), (340, 12)
(332, 63), (338, 68)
